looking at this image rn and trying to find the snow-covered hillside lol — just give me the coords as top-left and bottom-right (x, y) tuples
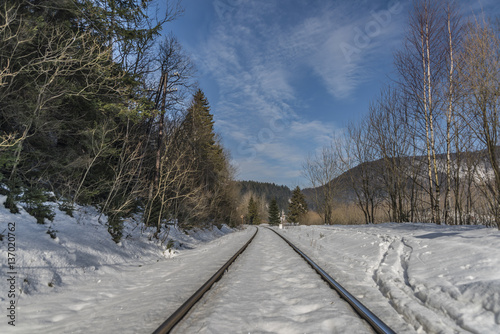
(0, 195), (250, 333)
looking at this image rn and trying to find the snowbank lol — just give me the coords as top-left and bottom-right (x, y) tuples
(0, 195), (245, 333)
(0, 195), (234, 296)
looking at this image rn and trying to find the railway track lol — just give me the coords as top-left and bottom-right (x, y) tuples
(153, 226), (395, 334)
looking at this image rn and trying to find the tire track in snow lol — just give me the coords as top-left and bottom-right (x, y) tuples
(373, 237), (468, 333)
(276, 227), (413, 333)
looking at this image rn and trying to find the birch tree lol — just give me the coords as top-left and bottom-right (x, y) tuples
(395, 0), (446, 223)
(459, 19), (500, 228)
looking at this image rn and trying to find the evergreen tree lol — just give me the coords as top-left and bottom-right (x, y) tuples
(0, 0), (184, 242)
(268, 197), (280, 226)
(288, 186), (308, 224)
(0, 1), (240, 243)
(247, 196), (259, 225)
(175, 89), (236, 226)
(183, 89), (224, 187)
(238, 180), (291, 211)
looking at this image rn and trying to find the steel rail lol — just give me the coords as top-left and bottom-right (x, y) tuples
(266, 227), (396, 334)
(152, 227), (258, 334)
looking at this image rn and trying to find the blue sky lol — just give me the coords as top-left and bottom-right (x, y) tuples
(164, 0), (499, 188)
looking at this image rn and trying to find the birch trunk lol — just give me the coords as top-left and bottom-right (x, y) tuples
(444, 8), (454, 225)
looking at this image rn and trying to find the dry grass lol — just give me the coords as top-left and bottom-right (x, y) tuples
(303, 189), (499, 227)
(331, 203), (369, 225)
(301, 211), (323, 225)
(301, 203), (390, 225)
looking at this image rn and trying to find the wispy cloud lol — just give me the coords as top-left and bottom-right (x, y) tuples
(191, 0), (407, 185)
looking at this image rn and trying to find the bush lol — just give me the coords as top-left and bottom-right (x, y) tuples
(46, 227), (57, 239)
(4, 193), (20, 214)
(58, 201), (74, 217)
(22, 187), (55, 224)
(3, 180), (21, 214)
(107, 214), (123, 243)
(302, 211), (324, 225)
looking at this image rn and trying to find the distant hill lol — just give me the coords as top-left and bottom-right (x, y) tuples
(237, 181), (291, 212)
(302, 147), (497, 211)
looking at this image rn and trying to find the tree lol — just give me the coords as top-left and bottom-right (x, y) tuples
(88, 0), (183, 76)
(340, 118), (382, 224)
(368, 86), (415, 222)
(0, 0), (190, 242)
(176, 89), (235, 226)
(459, 18), (500, 228)
(238, 181), (291, 211)
(303, 142), (345, 224)
(0, 0), (244, 242)
(182, 89), (224, 189)
(247, 196), (259, 225)
(268, 198), (280, 226)
(148, 34), (192, 197)
(288, 186), (307, 224)
(442, 0), (464, 225)
(143, 34), (193, 231)
(394, 0), (446, 224)
(0, 0), (120, 182)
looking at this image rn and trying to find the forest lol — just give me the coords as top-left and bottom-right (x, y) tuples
(0, 0), (239, 242)
(238, 181), (290, 211)
(303, 1), (500, 228)
(2, 0), (500, 241)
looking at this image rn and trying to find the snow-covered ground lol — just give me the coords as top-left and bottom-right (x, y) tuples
(1, 194), (500, 333)
(277, 223), (500, 333)
(0, 195), (253, 333)
(172, 227), (373, 334)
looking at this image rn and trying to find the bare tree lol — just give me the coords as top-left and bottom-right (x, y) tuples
(459, 18), (500, 228)
(147, 34), (193, 203)
(0, 2), (26, 93)
(97, 119), (148, 222)
(395, 0), (447, 223)
(71, 121), (117, 205)
(339, 119), (381, 224)
(442, 0), (464, 224)
(303, 141), (345, 224)
(369, 86), (416, 222)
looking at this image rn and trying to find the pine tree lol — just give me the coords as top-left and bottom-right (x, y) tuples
(238, 181), (291, 211)
(288, 186), (308, 224)
(178, 89), (234, 225)
(0, 0), (183, 242)
(182, 89), (224, 186)
(268, 198), (280, 226)
(247, 196), (259, 225)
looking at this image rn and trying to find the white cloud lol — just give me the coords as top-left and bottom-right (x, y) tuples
(284, 1), (408, 99)
(289, 120), (335, 145)
(232, 156), (302, 185)
(229, 117), (340, 185)
(191, 0), (408, 185)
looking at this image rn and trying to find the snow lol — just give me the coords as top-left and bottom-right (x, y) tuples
(277, 223), (500, 333)
(1, 194), (500, 333)
(172, 227), (374, 334)
(0, 195), (252, 333)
